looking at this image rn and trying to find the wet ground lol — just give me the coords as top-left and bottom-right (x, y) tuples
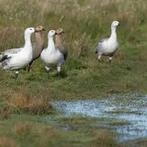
(44, 95), (147, 143)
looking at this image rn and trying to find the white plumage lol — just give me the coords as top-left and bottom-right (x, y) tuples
(41, 30), (64, 74)
(0, 27), (35, 74)
(96, 21), (119, 62)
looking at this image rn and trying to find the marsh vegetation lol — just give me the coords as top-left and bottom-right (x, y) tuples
(0, 0), (147, 146)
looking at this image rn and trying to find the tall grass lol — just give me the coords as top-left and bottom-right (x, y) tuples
(0, 0), (147, 54)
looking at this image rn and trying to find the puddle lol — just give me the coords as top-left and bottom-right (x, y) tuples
(50, 96), (147, 142)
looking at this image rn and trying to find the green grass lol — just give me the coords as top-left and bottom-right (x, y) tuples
(0, 114), (118, 147)
(0, 0), (147, 100)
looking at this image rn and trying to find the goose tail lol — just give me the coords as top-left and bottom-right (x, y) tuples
(0, 55), (10, 62)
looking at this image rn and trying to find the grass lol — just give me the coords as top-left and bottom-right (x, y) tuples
(6, 91), (54, 115)
(0, 114), (119, 147)
(0, 0), (147, 146)
(0, 0), (147, 100)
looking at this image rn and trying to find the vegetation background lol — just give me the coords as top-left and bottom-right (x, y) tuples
(0, 0), (147, 146)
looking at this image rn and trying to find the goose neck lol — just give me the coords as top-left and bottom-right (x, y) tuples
(35, 32), (43, 40)
(48, 37), (56, 50)
(24, 33), (32, 48)
(35, 32), (44, 44)
(110, 26), (117, 40)
(55, 35), (63, 47)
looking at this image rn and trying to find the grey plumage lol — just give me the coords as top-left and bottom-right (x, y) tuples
(55, 28), (68, 61)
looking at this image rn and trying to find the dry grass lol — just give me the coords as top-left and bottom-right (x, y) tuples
(40, 126), (58, 138)
(0, 27), (23, 51)
(91, 129), (118, 147)
(0, 0), (146, 55)
(14, 122), (32, 136)
(0, 106), (11, 120)
(0, 137), (18, 147)
(6, 91), (54, 115)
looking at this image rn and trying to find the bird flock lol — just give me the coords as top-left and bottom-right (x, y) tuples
(0, 20), (119, 77)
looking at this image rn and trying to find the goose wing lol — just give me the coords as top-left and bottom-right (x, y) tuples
(0, 54), (11, 62)
(57, 47), (68, 60)
(0, 54), (12, 69)
(0, 48), (21, 61)
(4, 48), (21, 54)
(96, 38), (108, 53)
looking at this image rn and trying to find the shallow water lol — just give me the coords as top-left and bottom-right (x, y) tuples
(50, 96), (147, 142)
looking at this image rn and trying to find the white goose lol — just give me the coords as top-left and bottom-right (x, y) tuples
(0, 27), (35, 75)
(41, 30), (64, 74)
(96, 21), (119, 62)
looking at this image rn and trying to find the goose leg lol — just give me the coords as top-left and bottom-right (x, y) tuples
(45, 66), (51, 78)
(45, 66), (50, 72)
(108, 56), (112, 63)
(14, 71), (19, 79)
(57, 64), (61, 76)
(97, 54), (102, 62)
(28, 60), (34, 72)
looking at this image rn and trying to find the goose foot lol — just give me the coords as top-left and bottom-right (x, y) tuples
(97, 55), (102, 62)
(56, 66), (62, 77)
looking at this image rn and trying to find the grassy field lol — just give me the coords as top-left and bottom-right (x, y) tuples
(0, 0), (147, 146)
(0, 0), (147, 100)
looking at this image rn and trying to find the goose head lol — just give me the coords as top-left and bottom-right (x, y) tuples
(25, 27), (35, 33)
(35, 25), (45, 32)
(55, 28), (64, 35)
(25, 27), (35, 36)
(111, 21), (119, 28)
(48, 30), (56, 38)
